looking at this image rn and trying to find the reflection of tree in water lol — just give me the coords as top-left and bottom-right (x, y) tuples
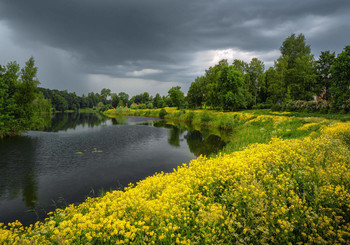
(168, 127), (183, 147)
(185, 130), (226, 157)
(0, 136), (38, 209)
(43, 112), (109, 132)
(111, 116), (127, 125)
(154, 120), (228, 155)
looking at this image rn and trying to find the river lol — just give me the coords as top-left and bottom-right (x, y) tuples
(0, 112), (228, 226)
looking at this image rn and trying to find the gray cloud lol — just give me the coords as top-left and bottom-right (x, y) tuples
(0, 0), (349, 95)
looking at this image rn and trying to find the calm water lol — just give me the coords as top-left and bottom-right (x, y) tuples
(0, 113), (228, 226)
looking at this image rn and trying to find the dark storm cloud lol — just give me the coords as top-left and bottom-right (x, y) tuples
(0, 0), (349, 94)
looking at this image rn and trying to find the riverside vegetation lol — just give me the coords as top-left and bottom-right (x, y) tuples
(1, 108), (350, 244)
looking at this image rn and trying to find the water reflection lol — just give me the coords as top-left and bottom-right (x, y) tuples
(154, 120), (229, 157)
(44, 112), (110, 132)
(0, 136), (38, 209)
(0, 113), (229, 225)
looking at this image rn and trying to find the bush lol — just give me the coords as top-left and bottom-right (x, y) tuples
(271, 104), (281, 111)
(200, 111), (213, 124)
(185, 111), (195, 122)
(252, 103), (272, 109)
(159, 108), (167, 119)
(217, 114), (235, 130)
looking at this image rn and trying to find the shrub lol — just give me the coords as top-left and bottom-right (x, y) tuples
(252, 103), (272, 109)
(200, 111), (213, 124)
(159, 108), (167, 119)
(185, 111), (195, 122)
(271, 104), (281, 111)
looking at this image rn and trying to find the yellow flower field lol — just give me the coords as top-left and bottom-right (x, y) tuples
(1, 119), (350, 244)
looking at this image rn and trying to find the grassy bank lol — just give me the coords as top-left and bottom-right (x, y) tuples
(105, 107), (333, 153)
(1, 110), (350, 244)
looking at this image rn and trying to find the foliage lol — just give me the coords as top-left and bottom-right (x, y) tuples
(0, 57), (49, 137)
(247, 58), (265, 105)
(316, 51), (335, 100)
(275, 33), (317, 101)
(217, 65), (248, 110)
(330, 46), (350, 108)
(187, 76), (205, 108)
(168, 86), (185, 109)
(159, 108), (167, 119)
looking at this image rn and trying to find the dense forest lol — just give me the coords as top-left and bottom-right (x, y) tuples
(1, 33), (349, 138)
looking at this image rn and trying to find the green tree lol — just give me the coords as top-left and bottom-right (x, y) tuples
(276, 33), (316, 101)
(141, 92), (150, 104)
(15, 57), (40, 129)
(0, 57), (43, 137)
(111, 93), (120, 108)
(118, 92), (129, 106)
(316, 51), (335, 100)
(264, 67), (283, 104)
(247, 58), (265, 105)
(330, 45), (350, 108)
(101, 88), (111, 104)
(232, 59), (248, 74)
(32, 92), (51, 114)
(168, 86), (185, 109)
(0, 62), (19, 137)
(153, 93), (163, 108)
(217, 65), (247, 110)
(205, 59), (228, 108)
(187, 76), (205, 108)
(53, 93), (68, 112)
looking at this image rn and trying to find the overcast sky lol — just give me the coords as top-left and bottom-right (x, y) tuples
(0, 0), (349, 96)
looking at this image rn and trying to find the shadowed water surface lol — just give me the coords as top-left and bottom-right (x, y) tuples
(0, 113), (228, 226)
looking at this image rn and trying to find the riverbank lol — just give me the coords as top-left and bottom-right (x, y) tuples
(1, 110), (349, 244)
(105, 107), (335, 153)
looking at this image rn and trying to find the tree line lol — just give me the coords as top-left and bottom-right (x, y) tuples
(1, 33), (349, 137)
(37, 85), (185, 113)
(187, 33), (350, 111)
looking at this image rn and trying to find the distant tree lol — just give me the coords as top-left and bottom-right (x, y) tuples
(118, 92), (129, 106)
(80, 94), (90, 108)
(232, 59), (248, 74)
(101, 88), (111, 104)
(168, 86), (185, 109)
(111, 93), (120, 108)
(15, 57), (40, 129)
(187, 76), (205, 108)
(0, 57), (44, 137)
(330, 45), (350, 108)
(32, 92), (51, 114)
(153, 93), (163, 108)
(142, 92), (150, 104)
(133, 94), (142, 104)
(217, 65), (247, 110)
(316, 51), (335, 100)
(0, 62), (20, 137)
(53, 93), (68, 112)
(275, 33), (316, 101)
(205, 59), (228, 108)
(264, 67), (283, 104)
(247, 58), (265, 105)
(88, 92), (98, 107)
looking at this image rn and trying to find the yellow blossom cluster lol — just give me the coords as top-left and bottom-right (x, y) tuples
(248, 114), (289, 126)
(1, 121), (350, 244)
(297, 122), (319, 131)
